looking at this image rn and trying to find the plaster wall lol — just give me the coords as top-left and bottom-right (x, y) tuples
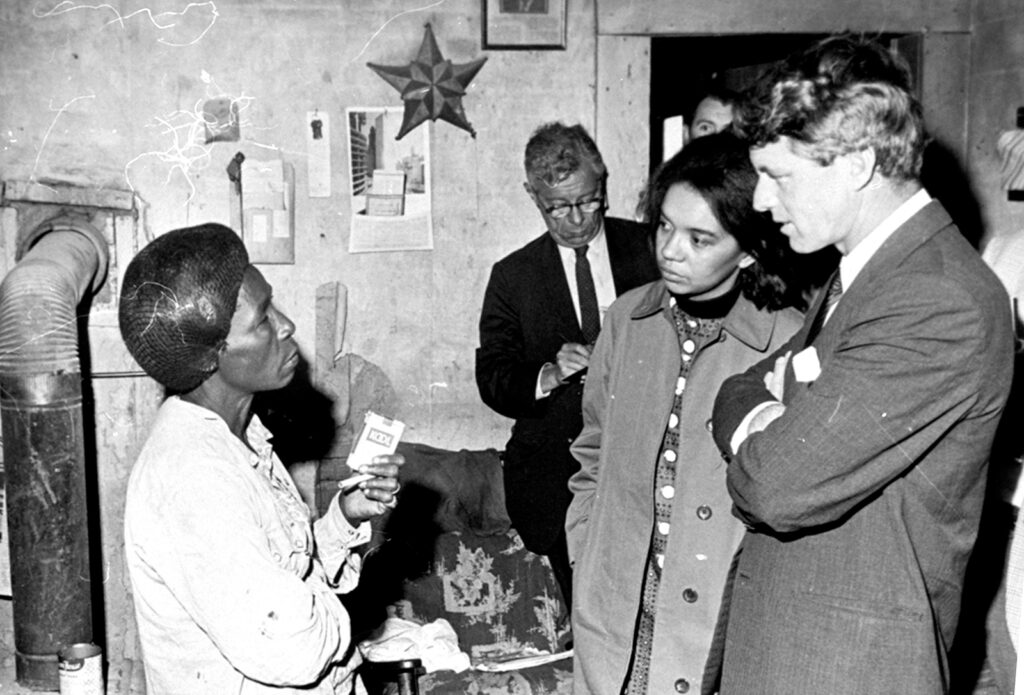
(0, 0), (600, 450)
(0, 0), (599, 691)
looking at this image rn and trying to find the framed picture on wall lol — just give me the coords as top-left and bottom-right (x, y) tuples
(483, 0), (567, 50)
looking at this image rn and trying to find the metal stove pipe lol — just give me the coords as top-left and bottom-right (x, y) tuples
(0, 216), (108, 690)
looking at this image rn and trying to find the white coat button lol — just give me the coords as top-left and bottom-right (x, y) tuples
(674, 678), (691, 693)
(658, 521), (670, 536)
(669, 413), (679, 428)
(663, 449), (677, 463)
(682, 339), (695, 354)
(660, 485), (675, 500)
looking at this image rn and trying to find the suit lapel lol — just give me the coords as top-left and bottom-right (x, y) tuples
(602, 220), (643, 296)
(849, 201), (952, 294)
(804, 200), (953, 353)
(539, 233), (585, 342)
(784, 201), (953, 402)
(803, 270), (837, 348)
(605, 218), (632, 295)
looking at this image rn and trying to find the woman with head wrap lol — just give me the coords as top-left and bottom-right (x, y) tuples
(119, 223), (401, 694)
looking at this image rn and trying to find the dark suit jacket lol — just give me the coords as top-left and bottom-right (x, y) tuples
(476, 217), (658, 553)
(709, 200), (1013, 694)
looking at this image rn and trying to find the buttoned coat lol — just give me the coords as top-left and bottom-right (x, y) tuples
(566, 280), (803, 695)
(710, 201), (1014, 694)
(476, 218), (658, 554)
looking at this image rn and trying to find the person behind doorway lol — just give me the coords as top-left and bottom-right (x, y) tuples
(566, 131), (806, 695)
(119, 223), (402, 694)
(686, 84), (740, 144)
(475, 122), (660, 616)
(709, 34), (1013, 694)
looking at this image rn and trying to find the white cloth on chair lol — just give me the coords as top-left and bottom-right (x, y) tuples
(359, 617), (471, 673)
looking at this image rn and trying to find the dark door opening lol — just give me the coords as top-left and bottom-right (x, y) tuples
(650, 33), (981, 249)
(649, 33), (908, 175)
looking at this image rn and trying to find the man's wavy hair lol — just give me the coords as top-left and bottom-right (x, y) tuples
(639, 131), (809, 311)
(737, 34), (927, 183)
(524, 122), (607, 187)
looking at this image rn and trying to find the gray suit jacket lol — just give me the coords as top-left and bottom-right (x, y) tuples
(710, 200), (1013, 694)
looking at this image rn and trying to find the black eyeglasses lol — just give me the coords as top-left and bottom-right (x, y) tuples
(540, 196), (605, 219)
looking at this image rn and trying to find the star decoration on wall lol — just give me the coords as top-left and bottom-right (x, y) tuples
(368, 23), (487, 140)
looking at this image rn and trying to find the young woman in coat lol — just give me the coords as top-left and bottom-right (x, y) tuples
(566, 131), (813, 695)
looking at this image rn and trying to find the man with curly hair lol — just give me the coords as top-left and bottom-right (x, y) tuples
(710, 35), (1013, 694)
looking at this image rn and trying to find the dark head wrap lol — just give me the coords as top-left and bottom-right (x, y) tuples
(118, 223), (248, 392)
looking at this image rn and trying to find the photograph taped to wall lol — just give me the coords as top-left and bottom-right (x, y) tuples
(484, 0), (567, 49)
(346, 107), (433, 253)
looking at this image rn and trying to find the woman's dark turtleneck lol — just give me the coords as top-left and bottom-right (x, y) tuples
(671, 282), (741, 320)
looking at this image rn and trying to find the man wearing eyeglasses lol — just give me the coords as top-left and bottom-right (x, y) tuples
(476, 122), (659, 622)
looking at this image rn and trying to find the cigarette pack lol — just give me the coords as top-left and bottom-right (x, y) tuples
(347, 411), (405, 471)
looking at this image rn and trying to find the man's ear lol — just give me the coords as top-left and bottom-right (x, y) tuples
(523, 181), (536, 201)
(846, 148), (878, 191)
(738, 254), (755, 269)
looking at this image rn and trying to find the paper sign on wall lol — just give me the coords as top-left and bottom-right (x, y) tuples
(233, 157), (296, 264)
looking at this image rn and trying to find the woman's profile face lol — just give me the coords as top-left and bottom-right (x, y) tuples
(655, 182), (749, 300)
(215, 266), (300, 395)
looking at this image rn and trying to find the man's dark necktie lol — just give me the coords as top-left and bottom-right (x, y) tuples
(806, 270), (843, 343)
(575, 245), (601, 344)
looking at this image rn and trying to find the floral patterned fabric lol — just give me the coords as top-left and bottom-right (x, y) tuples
(389, 530), (573, 694)
(420, 665), (573, 694)
(317, 445), (573, 693)
(397, 531), (563, 655)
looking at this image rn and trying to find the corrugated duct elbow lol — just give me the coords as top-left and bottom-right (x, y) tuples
(0, 215), (109, 690)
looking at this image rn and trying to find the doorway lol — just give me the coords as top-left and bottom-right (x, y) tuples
(648, 33), (908, 174)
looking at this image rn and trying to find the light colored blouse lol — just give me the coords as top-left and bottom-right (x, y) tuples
(125, 396), (369, 694)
